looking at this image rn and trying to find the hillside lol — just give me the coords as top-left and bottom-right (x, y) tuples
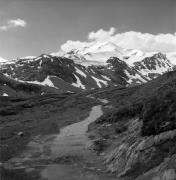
(88, 69), (176, 179)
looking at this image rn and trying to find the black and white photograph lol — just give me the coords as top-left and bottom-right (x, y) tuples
(0, 0), (176, 179)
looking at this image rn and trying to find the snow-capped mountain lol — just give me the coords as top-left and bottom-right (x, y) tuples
(0, 51), (174, 94)
(133, 53), (174, 80)
(53, 41), (160, 66)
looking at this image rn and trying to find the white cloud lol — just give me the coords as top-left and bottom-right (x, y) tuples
(61, 40), (91, 52)
(0, 19), (27, 31)
(112, 31), (176, 53)
(88, 27), (116, 41)
(60, 27), (176, 53)
(8, 19), (26, 27)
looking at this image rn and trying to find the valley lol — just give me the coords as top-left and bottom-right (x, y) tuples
(0, 42), (175, 180)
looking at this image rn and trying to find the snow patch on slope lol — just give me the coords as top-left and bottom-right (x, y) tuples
(27, 76), (57, 88)
(15, 76), (58, 89)
(125, 71), (147, 84)
(75, 67), (87, 78)
(101, 75), (111, 81)
(2, 93), (8, 96)
(72, 74), (85, 89)
(92, 76), (108, 88)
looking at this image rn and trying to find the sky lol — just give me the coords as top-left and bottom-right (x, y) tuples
(0, 0), (175, 59)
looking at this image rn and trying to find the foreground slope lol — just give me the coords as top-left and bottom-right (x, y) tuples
(88, 69), (176, 180)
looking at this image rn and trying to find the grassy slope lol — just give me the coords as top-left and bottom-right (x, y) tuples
(0, 93), (99, 162)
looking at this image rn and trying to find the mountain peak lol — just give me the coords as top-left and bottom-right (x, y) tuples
(153, 52), (166, 58)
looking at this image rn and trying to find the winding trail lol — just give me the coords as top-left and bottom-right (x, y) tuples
(3, 105), (116, 180)
(49, 105), (103, 158)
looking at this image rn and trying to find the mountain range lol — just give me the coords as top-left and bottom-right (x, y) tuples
(0, 41), (175, 97)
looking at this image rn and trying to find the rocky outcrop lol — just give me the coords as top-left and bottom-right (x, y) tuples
(105, 126), (176, 179)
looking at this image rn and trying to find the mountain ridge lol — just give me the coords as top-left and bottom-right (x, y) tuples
(0, 51), (174, 96)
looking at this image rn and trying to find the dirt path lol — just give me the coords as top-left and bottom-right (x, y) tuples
(1, 105), (116, 180)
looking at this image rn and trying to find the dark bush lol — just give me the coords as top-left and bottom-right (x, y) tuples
(141, 90), (176, 136)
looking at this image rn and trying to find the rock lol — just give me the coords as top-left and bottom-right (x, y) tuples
(17, 132), (24, 137)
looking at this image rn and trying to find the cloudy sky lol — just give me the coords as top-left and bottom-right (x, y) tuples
(0, 0), (175, 59)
